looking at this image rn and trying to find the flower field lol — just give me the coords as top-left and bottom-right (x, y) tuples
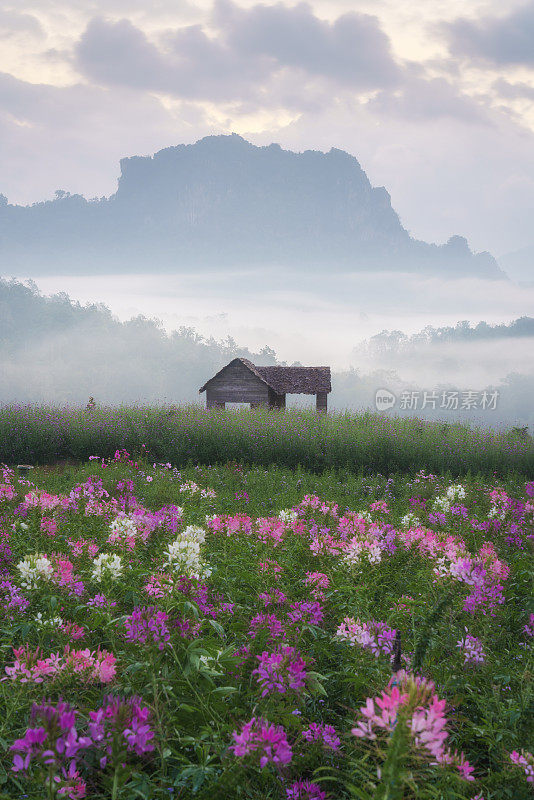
(0, 452), (532, 799)
(2, 404), (534, 477)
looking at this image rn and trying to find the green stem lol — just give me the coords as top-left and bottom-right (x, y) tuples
(47, 765), (56, 800)
(111, 764), (120, 800)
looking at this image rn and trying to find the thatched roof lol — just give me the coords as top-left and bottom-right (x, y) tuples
(200, 358), (331, 395)
(255, 365), (331, 394)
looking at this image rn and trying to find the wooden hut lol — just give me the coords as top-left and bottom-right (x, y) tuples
(199, 358), (331, 412)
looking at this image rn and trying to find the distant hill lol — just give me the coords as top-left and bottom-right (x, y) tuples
(0, 134), (504, 278)
(0, 278), (278, 404)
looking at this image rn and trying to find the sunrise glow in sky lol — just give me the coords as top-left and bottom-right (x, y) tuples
(2, 0), (534, 255)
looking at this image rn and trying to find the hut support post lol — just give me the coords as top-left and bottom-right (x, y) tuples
(316, 392), (327, 414)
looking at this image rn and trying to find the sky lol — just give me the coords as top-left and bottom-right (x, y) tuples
(1, 0), (534, 256)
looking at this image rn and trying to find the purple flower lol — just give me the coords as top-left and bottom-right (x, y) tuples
(286, 780), (327, 799)
(249, 613), (285, 639)
(287, 601), (324, 627)
(124, 606), (170, 650)
(231, 717), (292, 768)
(456, 630), (486, 665)
(0, 580), (29, 615)
(252, 647), (307, 697)
(302, 722), (341, 751)
(86, 594), (117, 610)
(10, 700), (91, 775)
(88, 695), (155, 767)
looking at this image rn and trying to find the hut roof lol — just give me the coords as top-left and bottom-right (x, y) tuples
(199, 358), (331, 395)
(255, 365), (331, 394)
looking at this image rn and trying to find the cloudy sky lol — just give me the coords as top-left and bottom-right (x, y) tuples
(1, 0), (534, 255)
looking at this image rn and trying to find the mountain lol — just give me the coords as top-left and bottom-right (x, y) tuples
(0, 134), (505, 278)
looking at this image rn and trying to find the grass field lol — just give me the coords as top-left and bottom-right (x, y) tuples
(1, 404), (534, 477)
(0, 452), (532, 798)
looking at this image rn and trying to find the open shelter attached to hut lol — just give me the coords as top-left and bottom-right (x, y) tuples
(199, 358), (332, 412)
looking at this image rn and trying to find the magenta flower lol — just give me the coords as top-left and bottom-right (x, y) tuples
(287, 601), (324, 627)
(253, 646), (307, 697)
(286, 779), (327, 799)
(124, 605), (170, 650)
(509, 749), (534, 784)
(231, 717), (292, 768)
(10, 700), (91, 784)
(302, 722), (341, 751)
(88, 695), (155, 767)
(249, 613), (285, 639)
(11, 727), (47, 771)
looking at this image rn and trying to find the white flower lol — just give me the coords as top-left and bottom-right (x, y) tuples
(400, 513), (420, 529)
(17, 554), (53, 589)
(164, 526), (210, 578)
(92, 553), (123, 582)
(180, 481), (200, 494)
(278, 509), (297, 524)
(344, 539), (382, 567)
(432, 496), (451, 513)
(487, 506), (506, 520)
(109, 515), (138, 538)
(181, 525), (207, 545)
(35, 612), (63, 629)
(446, 484), (466, 502)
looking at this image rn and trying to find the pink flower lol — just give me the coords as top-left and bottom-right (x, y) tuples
(231, 717), (292, 768)
(456, 630), (485, 665)
(351, 672), (475, 781)
(40, 517), (57, 536)
(336, 617), (396, 658)
(509, 749), (534, 784)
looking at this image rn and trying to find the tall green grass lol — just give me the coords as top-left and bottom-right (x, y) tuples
(0, 403), (533, 477)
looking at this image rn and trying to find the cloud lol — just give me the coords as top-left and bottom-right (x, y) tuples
(74, 1), (401, 103)
(368, 74), (490, 123)
(445, 1), (534, 66)
(76, 16), (273, 102)
(213, 0), (400, 88)
(493, 78), (534, 100)
(0, 9), (44, 39)
(0, 70), (211, 204)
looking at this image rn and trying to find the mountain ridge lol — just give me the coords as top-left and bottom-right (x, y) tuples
(0, 134), (505, 279)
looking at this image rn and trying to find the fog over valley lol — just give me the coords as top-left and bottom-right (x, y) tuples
(3, 277), (534, 428)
